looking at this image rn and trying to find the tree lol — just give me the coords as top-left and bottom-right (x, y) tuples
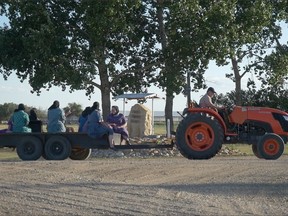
(209, 1), (288, 105)
(249, 2), (288, 108)
(0, 0), (233, 131)
(216, 89), (259, 107)
(0, 1), (160, 119)
(2, 1), (286, 129)
(154, 0), (178, 132)
(255, 42), (288, 92)
(140, 1), (255, 131)
(0, 102), (17, 121)
(64, 102), (82, 117)
(217, 88), (288, 111)
(153, 1), (234, 131)
(154, 0), (288, 118)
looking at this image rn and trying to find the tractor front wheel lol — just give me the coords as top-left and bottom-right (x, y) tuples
(252, 144), (262, 159)
(257, 133), (284, 160)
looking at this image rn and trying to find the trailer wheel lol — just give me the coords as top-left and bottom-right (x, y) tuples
(176, 113), (223, 159)
(257, 133), (284, 160)
(252, 144), (262, 159)
(16, 136), (43, 161)
(44, 136), (71, 160)
(69, 148), (92, 160)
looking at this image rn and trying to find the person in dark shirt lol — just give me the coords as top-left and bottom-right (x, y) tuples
(78, 107), (91, 132)
(28, 108), (42, 132)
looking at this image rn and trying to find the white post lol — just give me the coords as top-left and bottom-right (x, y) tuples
(122, 98), (125, 116)
(167, 119), (171, 138)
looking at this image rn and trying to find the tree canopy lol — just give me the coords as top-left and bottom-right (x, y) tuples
(200, 1), (288, 105)
(0, 0), (161, 118)
(1, 0), (288, 120)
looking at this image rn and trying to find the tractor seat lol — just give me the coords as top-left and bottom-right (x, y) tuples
(191, 100), (200, 108)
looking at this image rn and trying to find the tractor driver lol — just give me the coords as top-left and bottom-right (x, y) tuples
(199, 87), (224, 112)
(199, 87), (234, 130)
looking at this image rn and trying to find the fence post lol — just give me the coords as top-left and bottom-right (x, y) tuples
(167, 119), (170, 138)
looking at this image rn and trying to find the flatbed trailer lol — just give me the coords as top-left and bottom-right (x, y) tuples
(0, 132), (174, 161)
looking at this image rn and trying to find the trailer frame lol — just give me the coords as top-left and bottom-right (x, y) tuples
(0, 132), (174, 161)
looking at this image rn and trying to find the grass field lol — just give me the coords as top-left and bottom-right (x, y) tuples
(1, 123), (287, 159)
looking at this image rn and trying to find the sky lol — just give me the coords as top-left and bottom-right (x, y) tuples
(0, 15), (286, 113)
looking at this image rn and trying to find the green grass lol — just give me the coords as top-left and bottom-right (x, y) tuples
(0, 124), (7, 130)
(0, 148), (19, 161)
(153, 123), (167, 135)
(223, 144), (254, 155)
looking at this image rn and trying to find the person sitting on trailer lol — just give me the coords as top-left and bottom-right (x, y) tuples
(106, 105), (130, 145)
(28, 108), (43, 132)
(0, 116), (14, 134)
(47, 100), (66, 133)
(85, 102), (116, 150)
(29, 108), (38, 121)
(11, 104), (31, 133)
(78, 106), (91, 132)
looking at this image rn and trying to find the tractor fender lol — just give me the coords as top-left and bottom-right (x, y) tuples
(186, 108), (227, 131)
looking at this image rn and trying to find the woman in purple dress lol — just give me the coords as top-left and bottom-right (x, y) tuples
(0, 118), (13, 134)
(106, 105), (130, 145)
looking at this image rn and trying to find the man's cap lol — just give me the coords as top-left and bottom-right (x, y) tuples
(207, 87), (216, 93)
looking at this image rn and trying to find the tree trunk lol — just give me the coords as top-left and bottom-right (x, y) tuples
(165, 95), (174, 133)
(231, 56), (242, 105)
(100, 85), (111, 121)
(98, 49), (111, 120)
(157, 0), (174, 133)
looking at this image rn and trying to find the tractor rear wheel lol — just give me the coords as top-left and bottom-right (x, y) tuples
(257, 133), (284, 160)
(176, 113), (223, 159)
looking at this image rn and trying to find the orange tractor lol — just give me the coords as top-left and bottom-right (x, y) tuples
(176, 105), (288, 160)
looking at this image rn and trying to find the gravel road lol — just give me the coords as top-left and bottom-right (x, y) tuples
(0, 156), (287, 216)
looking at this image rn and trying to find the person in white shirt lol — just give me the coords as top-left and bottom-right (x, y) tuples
(199, 87), (224, 111)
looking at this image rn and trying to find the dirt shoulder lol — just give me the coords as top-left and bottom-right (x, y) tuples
(0, 156), (287, 216)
